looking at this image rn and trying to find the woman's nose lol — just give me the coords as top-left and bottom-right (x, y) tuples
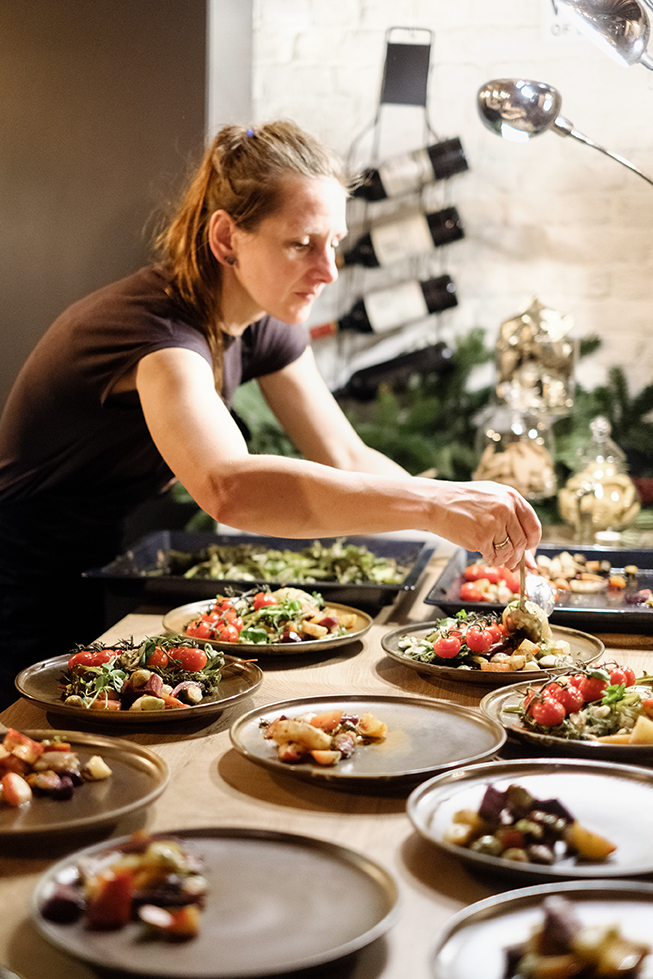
(314, 244), (338, 284)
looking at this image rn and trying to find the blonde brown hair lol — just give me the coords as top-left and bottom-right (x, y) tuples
(155, 120), (348, 382)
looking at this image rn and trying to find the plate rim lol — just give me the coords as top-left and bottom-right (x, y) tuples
(31, 825), (401, 978)
(14, 653), (263, 724)
(407, 755), (653, 879)
(229, 692), (507, 784)
(480, 680), (653, 757)
(430, 878), (653, 979)
(0, 729), (169, 836)
(380, 619), (604, 685)
(162, 598), (373, 655)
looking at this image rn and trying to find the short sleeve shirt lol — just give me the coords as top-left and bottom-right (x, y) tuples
(0, 265), (308, 518)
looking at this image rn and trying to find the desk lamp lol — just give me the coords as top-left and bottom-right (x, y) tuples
(553, 0), (653, 69)
(477, 78), (653, 187)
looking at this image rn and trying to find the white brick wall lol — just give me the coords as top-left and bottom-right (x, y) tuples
(251, 0), (653, 396)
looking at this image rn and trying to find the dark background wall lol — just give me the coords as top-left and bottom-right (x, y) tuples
(0, 0), (208, 409)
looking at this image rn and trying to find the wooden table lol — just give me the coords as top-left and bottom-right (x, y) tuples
(1, 541), (652, 979)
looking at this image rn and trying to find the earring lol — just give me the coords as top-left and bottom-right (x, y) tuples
(224, 255), (237, 266)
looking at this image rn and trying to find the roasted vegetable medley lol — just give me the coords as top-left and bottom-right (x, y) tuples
(0, 729), (111, 808)
(41, 832), (208, 940)
(61, 635), (224, 711)
(146, 538), (409, 584)
(504, 895), (651, 979)
(185, 587), (358, 645)
(444, 782), (616, 866)
(261, 708), (388, 766)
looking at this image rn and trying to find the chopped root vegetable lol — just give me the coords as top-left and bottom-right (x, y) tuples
(1, 771), (33, 807)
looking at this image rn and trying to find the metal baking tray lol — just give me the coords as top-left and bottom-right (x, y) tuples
(424, 544), (653, 631)
(84, 531), (435, 614)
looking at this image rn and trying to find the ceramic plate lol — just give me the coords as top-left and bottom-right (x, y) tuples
(481, 681), (653, 761)
(32, 827), (399, 978)
(0, 730), (168, 836)
(408, 757), (653, 879)
(230, 694), (506, 787)
(163, 599), (372, 655)
(14, 655), (263, 725)
(381, 620), (604, 686)
(430, 880), (653, 979)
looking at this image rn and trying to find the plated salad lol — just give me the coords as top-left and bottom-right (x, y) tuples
(185, 586), (358, 645)
(505, 664), (653, 743)
(61, 635), (224, 711)
(395, 609), (573, 674)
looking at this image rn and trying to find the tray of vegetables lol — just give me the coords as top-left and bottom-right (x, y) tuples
(84, 531), (435, 614)
(426, 544), (653, 631)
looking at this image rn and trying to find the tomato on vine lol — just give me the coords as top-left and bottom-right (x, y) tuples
(432, 635), (462, 659)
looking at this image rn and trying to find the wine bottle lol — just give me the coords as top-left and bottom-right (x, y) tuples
(309, 274), (457, 340)
(338, 206), (464, 269)
(352, 137), (469, 201)
(334, 342), (454, 401)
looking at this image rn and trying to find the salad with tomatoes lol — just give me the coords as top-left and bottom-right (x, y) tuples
(61, 635), (224, 711)
(505, 664), (653, 742)
(396, 610), (574, 674)
(185, 587), (358, 645)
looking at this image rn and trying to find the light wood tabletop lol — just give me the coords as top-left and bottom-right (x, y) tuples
(1, 540), (652, 979)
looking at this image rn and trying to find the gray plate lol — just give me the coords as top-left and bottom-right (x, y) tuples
(481, 681), (653, 761)
(32, 827), (400, 978)
(163, 599), (372, 655)
(229, 694), (506, 787)
(408, 757), (653, 879)
(15, 654), (263, 725)
(0, 730), (168, 836)
(381, 620), (604, 686)
(430, 880), (653, 979)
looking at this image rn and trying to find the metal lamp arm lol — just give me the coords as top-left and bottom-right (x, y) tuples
(552, 114), (653, 187)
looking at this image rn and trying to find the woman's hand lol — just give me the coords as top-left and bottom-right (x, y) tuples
(425, 478), (541, 571)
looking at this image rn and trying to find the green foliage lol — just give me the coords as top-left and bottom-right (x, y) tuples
(341, 328), (494, 479)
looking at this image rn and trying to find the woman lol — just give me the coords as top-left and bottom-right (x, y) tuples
(0, 120), (540, 683)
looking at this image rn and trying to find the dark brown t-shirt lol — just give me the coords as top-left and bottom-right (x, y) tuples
(0, 265), (308, 519)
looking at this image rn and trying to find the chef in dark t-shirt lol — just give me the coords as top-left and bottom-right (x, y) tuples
(0, 120), (540, 691)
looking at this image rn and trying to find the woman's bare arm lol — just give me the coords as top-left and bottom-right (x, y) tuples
(136, 346), (541, 568)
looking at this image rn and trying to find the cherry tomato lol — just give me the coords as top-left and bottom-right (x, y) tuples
(147, 646), (169, 669)
(218, 625), (240, 643)
(67, 651), (95, 669)
(432, 635), (462, 659)
(479, 566), (500, 584)
(88, 650), (119, 667)
(609, 666), (636, 687)
(641, 697), (653, 718)
(169, 646), (208, 671)
(186, 619), (214, 640)
(465, 626), (494, 654)
(460, 582), (485, 603)
(577, 675), (608, 704)
(498, 569), (520, 593)
(567, 673), (585, 688)
(464, 564), (487, 581)
(552, 685), (584, 715)
(253, 592), (278, 611)
(212, 599), (233, 613)
(528, 698), (566, 726)
(230, 616), (244, 633)
(486, 622), (507, 644)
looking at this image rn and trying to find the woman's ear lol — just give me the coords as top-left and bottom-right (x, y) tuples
(208, 210), (238, 266)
